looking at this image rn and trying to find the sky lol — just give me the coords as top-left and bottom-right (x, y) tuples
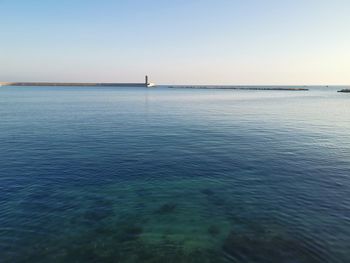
(0, 0), (350, 85)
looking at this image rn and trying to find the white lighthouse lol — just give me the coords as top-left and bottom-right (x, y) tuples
(145, 75), (155, 87)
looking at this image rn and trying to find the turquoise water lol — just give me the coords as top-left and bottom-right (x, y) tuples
(0, 86), (350, 262)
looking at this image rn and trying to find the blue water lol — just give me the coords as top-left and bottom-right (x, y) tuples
(0, 86), (350, 262)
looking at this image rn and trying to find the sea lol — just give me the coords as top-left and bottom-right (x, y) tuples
(0, 85), (349, 262)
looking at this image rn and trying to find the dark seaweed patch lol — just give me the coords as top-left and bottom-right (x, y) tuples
(9, 223), (224, 263)
(208, 225), (220, 236)
(119, 225), (143, 242)
(222, 230), (324, 263)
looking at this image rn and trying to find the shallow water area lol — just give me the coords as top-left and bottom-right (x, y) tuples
(1, 86), (350, 262)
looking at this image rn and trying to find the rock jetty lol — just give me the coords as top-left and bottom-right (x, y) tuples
(168, 86), (308, 91)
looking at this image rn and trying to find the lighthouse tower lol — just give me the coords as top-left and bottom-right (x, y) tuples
(145, 75), (149, 86)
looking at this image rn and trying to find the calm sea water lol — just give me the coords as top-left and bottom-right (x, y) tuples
(0, 86), (350, 262)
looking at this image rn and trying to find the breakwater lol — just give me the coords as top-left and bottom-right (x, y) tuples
(338, 89), (350, 93)
(0, 75), (154, 87)
(168, 85), (309, 91)
(1, 82), (149, 87)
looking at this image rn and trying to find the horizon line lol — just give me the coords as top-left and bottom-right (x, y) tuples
(1, 81), (349, 87)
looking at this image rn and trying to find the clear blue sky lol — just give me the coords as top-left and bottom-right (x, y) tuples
(1, 0), (349, 84)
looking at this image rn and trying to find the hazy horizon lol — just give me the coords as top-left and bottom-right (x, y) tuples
(1, 0), (350, 85)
